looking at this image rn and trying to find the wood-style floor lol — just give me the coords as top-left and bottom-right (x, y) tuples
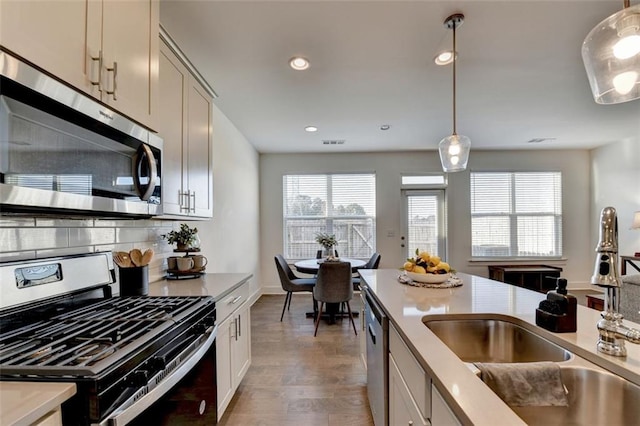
(219, 294), (374, 426)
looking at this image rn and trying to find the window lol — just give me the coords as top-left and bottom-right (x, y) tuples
(470, 172), (562, 258)
(283, 174), (376, 260)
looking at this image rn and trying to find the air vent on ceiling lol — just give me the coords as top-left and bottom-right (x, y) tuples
(527, 138), (557, 144)
(322, 140), (345, 145)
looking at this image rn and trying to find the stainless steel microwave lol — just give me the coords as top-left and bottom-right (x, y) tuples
(0, 50), (162, 217)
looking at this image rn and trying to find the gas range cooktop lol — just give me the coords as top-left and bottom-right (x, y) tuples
(0, 295), (214, 377)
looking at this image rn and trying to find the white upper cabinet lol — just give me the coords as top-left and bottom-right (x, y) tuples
(0, 0), (159, 131)
(158, 36), (213, 218)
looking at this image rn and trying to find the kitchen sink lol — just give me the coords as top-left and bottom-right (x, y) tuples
(512, 366), (640, 425)
(422, 314), (572, 363)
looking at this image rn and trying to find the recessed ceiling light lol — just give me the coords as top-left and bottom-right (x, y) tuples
(305, 126), (318, 132)
(434, 50), (457, 65)
(289, 56), (310, 70)
(380, 124), (391, 131)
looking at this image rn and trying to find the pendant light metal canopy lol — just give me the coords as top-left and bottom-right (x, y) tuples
(438, 13), (471, 173)
(582, 0), (640, 104)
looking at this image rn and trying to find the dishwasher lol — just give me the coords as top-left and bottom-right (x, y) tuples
(365, 288), (388, 426)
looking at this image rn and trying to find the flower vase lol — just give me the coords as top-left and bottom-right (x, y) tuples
(324, 246), (336, 260)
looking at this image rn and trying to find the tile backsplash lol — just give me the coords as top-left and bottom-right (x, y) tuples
(0, 216), (179, 283)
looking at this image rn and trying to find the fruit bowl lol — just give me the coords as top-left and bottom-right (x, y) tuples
(406, 271), (450, 284)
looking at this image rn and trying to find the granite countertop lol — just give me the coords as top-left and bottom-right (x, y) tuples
(360, 269), (640, 425)
(0, 382), (76, 425)
(148, 272), (253, 300)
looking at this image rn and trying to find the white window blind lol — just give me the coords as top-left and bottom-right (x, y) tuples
(283, 173), (376, 260)
(470, 172), (562, 258)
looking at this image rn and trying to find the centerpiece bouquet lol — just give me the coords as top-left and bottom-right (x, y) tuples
(315, 232), (338, 260)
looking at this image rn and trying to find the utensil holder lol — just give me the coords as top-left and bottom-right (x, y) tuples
(119, 265), (149, 296)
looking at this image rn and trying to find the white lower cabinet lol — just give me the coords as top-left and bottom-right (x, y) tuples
(389, 324), (430, 425)
(431, 386), (461, 426)
(216, 281), (252, 420)
(389, 355), (429, 426)
(388, 323), (460, 426)
(32, 407), (62, 426)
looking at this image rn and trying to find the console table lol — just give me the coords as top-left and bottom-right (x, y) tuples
(488, 264), (563, 293)
(621, 255), (640, 275)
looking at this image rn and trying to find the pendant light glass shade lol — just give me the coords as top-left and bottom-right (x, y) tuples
(439, 134), (471, 172)
(438, 13), (470, 173)
(582, 4), (640, 104)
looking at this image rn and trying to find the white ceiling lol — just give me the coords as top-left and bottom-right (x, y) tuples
(160, 0), (640, 154)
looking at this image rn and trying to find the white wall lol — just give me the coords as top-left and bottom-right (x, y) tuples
(260, 149), (593, 293)
(188, 103), (261, 296)
(591, 139), (640, 274)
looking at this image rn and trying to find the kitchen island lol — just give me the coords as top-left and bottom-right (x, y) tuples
(360, 269), (640, 425)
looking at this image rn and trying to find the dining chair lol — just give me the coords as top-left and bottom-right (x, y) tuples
(274, 254), (316, 321)
(316, 249), (339, 259)
(352, 252), (381, 290)
(313, 261), (357, 337)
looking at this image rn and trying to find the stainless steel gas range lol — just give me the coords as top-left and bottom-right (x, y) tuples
(0, 252), (217, 425)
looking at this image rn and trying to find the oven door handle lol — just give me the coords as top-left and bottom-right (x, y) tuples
(99, 325), (217, 426)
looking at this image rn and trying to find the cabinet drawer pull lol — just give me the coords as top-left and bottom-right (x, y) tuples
(228, 295), (243, 305)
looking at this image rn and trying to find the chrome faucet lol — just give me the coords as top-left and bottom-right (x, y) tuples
(591, 206), (640, 357)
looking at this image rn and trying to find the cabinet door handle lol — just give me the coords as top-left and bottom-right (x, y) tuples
(90, 50), (103, 91)
(106, 61), (118, 100)
(233, 317), (238, 341)
(190, 191), (196, 213)
(182, 189), (191, 212)
(238, 314), (241, 337)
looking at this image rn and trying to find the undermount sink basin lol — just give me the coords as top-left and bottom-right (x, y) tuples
(423, 315), (571, 363)
(513, 367), (640, 425)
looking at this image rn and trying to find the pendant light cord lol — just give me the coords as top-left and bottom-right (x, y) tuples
(452, 19), (457, 136)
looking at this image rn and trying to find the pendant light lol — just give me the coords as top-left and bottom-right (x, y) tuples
(582, 0), (640, 104)
(438, 13), (471, 173)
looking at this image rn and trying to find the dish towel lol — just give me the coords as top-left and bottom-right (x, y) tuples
(475, 362), (569, 407)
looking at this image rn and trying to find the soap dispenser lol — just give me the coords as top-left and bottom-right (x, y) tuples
(535, 278), (577, 332)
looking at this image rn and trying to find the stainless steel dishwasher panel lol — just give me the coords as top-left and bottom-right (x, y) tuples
(365, 290), (388, 426)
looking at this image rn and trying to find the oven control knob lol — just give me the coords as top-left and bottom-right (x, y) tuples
(151, 356), (167, 370)
(203, 316), (216, 327)
(129, 370), (149, 387)
(192, 323), (207, 335)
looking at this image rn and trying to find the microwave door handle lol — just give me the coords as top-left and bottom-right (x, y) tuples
(134, 144), (158, 201)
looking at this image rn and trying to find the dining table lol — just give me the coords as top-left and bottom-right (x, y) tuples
(293, 257), (367, 275)
(294, 257), (366, 322)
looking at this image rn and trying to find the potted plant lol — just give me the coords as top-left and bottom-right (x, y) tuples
(162, 223), (199, 251)
(315, 232), (338, 259)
